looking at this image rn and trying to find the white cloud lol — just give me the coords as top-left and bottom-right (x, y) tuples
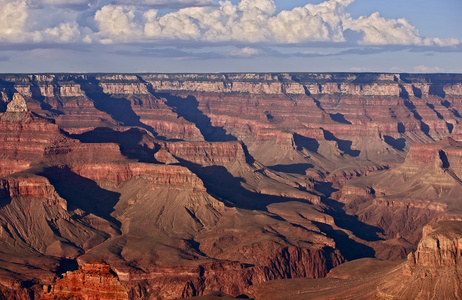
(138, 0), (462, 46)
(229, 47), (263, 57)
(0, 0), (28, 42)
(140, 0), (346, 43)
(238, 0), (276, 16)
(344, 12), (422, 45)
(94, 5), (142, 43)
(425, 37), (460, 47)
(37, 22), (82, 42)
(0, 0), (83, 43)
(342, 12), (458, 47)
(267, 0), (350, 43)
(0, 0), (460, 50)
(142, 0), (277, 42)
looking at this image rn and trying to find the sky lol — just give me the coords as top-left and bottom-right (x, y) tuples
(0, 0), (461, 73)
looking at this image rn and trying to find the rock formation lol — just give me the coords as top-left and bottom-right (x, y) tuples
(0, 73), (461, 299)
(408, 221), (462, 267)
(335, 137), (462, 259)
(248, 221), (462, 300)
(42, 262), (129, 300)
(6, 93), (28, 112)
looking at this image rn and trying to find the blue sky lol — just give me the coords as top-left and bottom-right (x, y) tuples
(0, 0), (461, 73)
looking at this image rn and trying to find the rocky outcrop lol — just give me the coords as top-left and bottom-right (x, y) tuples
(70, 162), (207, 191)
(377, 221), (462, 299)
(0, 111), (61, 176)
(6, 93), (28, 112)
(159, 141), (247, 165)
(113, 245), (343, 299)
(407, 221), (462, 267)
(247, 221), (462, 300)
(0, 175), (67, 208)
(42, 262), (129, 300)
(1, 73), (460, 147)
(0, 108), (127, 177)
(141, 73), (462, 96)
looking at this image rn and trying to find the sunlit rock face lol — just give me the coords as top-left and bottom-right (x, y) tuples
(42, 262), (129, 300)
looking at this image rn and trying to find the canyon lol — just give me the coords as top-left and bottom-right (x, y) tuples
(0, 73), (461, 299)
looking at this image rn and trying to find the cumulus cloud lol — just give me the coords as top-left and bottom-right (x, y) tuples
(94, 5), (143, 43)
(342, 12), (458, 46)
(0, 0), (460, 50)
(36, 22), (82, 42)
(0, 0), (83, 43)
(269, 0), (352, 43)
(130, 0), (461, 47)
(141, 0), (343, 43)
(0, 0), (28, 42)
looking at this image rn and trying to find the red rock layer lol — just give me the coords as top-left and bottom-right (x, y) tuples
(159, 140), (246, 165)
(2, 73), (461, 146)
(115, 246), (343, 299)
(1, 73), (462, 299)
(408, 221), (462, 267)
(70, 162), (206, 191)
(42, 262), (129, 300)
(0, 175), (66, 208)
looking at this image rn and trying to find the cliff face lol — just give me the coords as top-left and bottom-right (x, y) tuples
(42, 262), (129, 300)
(408, 221), (462, 267)
(2, 73), (460, 151)
(379, 221), (462, 299)
(247, 221), (462, 300)
(141, 73), (462, 96)
(1, 73), (462, 299)
(113, 246), (343, 299)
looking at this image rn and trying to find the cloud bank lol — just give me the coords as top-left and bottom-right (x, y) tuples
(0, 0), (459, 48)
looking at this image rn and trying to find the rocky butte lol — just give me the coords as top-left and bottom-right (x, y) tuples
(0, 73), (461, 299)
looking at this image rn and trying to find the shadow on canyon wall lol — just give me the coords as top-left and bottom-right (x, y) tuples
(70, 127), (159, 163)
(322, 129), (360, 157)
(40, 166), (121, 230)
(76, 76), (161, 139)
(158, 93), (237, 142)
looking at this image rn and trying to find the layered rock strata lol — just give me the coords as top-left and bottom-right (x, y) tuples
(42, 262), (129, 300)
(0, 73), (462, 299)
